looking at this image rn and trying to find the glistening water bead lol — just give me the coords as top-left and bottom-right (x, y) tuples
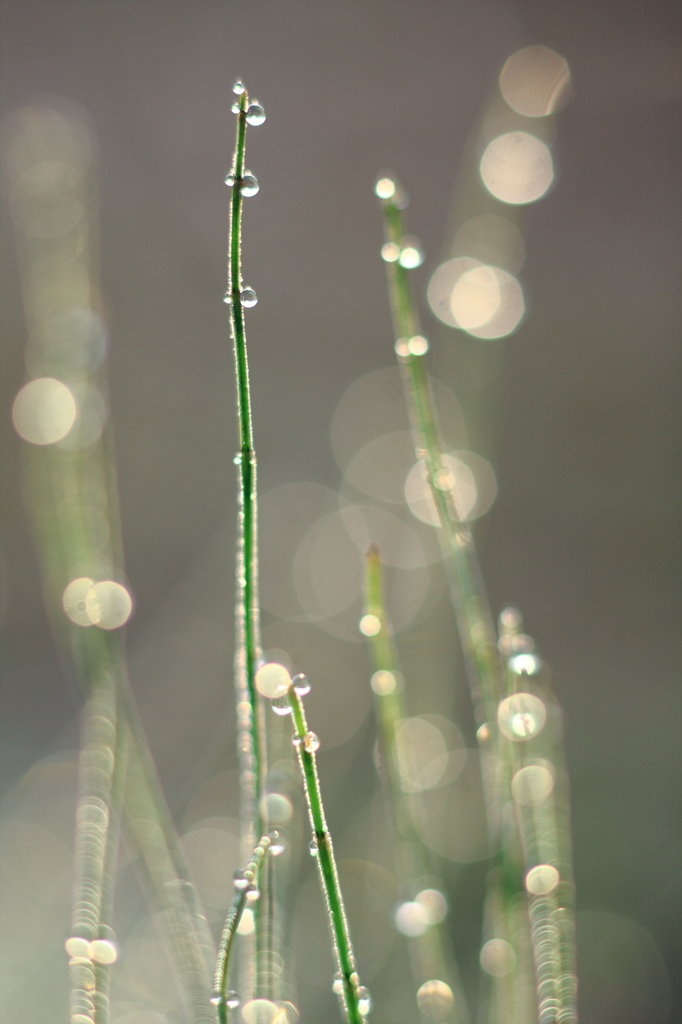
(240, 288), (258, 307)
(292, 673), (311, 696)
(357, 986), (372, 1015)
(233, 79), (246, 94)
(303, 731), (320, 753)
(268, 831), (285, 856)
(245, 104), (266, 126)
(241, 173), (259, 197)
(309, 837), (319, 857)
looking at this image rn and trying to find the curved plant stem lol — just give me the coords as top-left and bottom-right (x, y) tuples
(213, 833), (272, 1023)
(363, 546), (470, 1024)
(288, 687), (364, 1024)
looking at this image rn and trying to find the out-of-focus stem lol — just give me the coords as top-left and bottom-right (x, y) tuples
(363, 546), (470, 1024)
(379, 186), (502, 734)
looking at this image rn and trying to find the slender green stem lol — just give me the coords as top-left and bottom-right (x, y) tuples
(227, 85), (270, 1003)
(288, 687), (364, 1024)
(379, 185), (502, 732)
(213, 833), (272, 1023)
(227, 86), (266, 855)
(363, 546), (470, 1024)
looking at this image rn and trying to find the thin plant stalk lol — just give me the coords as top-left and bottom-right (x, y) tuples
(227, 85), (266, 853)
(363, 546), (470, 1024)
(495, 612), (578, 1024)
(378, 183), (502, 735)
(287, 686), (365, 1024)
(6, 106), (215, 1021)
(213, 833), (273, 1023)
(225, 82), (270, 998)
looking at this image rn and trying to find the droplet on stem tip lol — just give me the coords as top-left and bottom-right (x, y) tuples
(246, 104), (266, 126)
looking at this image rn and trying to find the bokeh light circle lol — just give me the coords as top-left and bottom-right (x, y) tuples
(12, 377), (76, 444)
(480, 132), (554, 205)
(500, 46), (571, 117)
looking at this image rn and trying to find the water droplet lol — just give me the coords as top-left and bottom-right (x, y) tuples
(309, 837), (319, 857)
(416, 980), (454, 1015)
(240, 287), (258, 307)
(332, 972), (344, 994)
(415, 888), (447, 924)
(480, 937), (516, 977)
(497, 692), (546, 741)
(399, 237), (423, 268)
(89, 939), (117, 964)
(394, 901), (429, 936)
(508, 652), (543, 675)
(408, 335), (429, 356)
(223, 290), (232, 304)
(225, 173), (236, 187)
(226, 990), (240, 1007)
(292, 673), (311, 696)
(357, 986), (371, 1015)
(254, 845), (265, 857)
(237, 908), (255, 934)
(303, 731), (320, 753)
(233, 79), (246, 95)
(231, 102), (240, 114)
(210, 992), (224, 1007)
(233, 453), (242, 464)
(511, 763), (554, 805)
(525, 863), (559, 894)
(246, 104), (266, 126)
(292, 735), (302, 749)
(375, 177), (396, 199)
(271, 694), (293, 715)
(381, 241), (400, 262)
(370, 670), (397, 695)
(268, 831), (285, 856)
(65, 937), (91, 959)
(394, 338), (410, 358)
(255, 662), (291, 699)
(246, 886), (260, 901)
(359, 614), (381, 637)
(242, 172), (260, 197)
(233, 870), (249, 890)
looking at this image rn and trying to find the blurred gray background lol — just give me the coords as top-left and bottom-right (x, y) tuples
(1, 3), (680, 1022)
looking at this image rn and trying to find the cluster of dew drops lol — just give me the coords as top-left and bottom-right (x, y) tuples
(223, 79), (266, 311)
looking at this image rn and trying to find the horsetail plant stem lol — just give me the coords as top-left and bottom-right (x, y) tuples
(377, 177), (503, 736)
(226, 81), (267, 861)
(286, 683), (366, 1024)
(213, 833), (274, 1023)
(6, 107), (215, 1022)
(225, 79), (270, 998)
(363, 546), (470, 1024)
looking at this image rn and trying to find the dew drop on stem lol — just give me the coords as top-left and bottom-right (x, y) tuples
(225, 173), (235, 186)
(268, 831), (285, 856)
(240, 288), (258, 307)
(241, 172), (259, 196)
(309, 837), (319, 857)
(292, 673), (311, 696)
(233, 870), (249, 890)
(226, 991), (240, 1008)
(303, 731), (320, 753)
(233, 79), (246, 95)
(246, 104), (266, 126)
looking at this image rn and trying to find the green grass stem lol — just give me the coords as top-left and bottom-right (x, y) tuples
(363, 545), (470, 1024)
(213, 832), (273, 1023)
(226, 81), (270, 998)
(378, 181), (502, 735)
(287, 685), (365, 1024)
